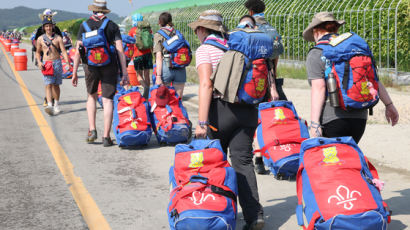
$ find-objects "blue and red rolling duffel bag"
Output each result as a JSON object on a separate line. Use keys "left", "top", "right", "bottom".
{"left": 296, "top": 137, "right": 391, "bottom": 230}
{"left": 148, "top": 85, "right": 191, "bottom": 145}
{"left": 168, "top": 139, "right": 237, "bottom": 230}
{"left": 112, "top": 87, "right": 152, "bottom": 147}
{"left": 254, "top": 101, "right": 309, "bottom": 179}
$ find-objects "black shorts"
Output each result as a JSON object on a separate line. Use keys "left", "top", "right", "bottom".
{"left": 322, "top": 118, "right": 367, "bottom": 143}
{"left": 133, "top": 53, "right": 153, "bottom": 71}
{"left": 84, "top": 61, "right": 118, "bottom": 99}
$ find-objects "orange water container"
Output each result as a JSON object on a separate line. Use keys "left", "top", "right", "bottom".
{"left": 10, "top": 43, "right": 19, "bottom": 56}
{"left": 5, "top": 39, "right": 11, "bottom": 52}
{"left": 127, "top": 61, "right": 140, "bottom": 86}
{"left": 13, "top": 49, "right": 27, "bottom": 71}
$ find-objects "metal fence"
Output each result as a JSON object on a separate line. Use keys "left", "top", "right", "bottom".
{"left": 132, "top": 0, "right": 408, "bottom": 77}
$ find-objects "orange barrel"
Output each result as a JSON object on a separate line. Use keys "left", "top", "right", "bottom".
{"left": 127, "top": 61, "right": 140, "bottom": 86}
{"left": 13, "top": 49, "right": 27, "bottom": 71}
{"left": 10, "top": 43, "right": 19, "bottom": 56}
{"left": 5, "top": 39, "right": 11, "bottom": 52}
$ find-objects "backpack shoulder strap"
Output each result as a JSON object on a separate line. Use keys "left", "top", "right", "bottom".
{"left": 82, "top": 21, "right": 92, "bottom": 32}
{"left": 99, "top": 18, "right": 110, "bottom": 31}
{"left": 42, "top": 34, "right": 60, "bottom": 53}
{"left": 203, "top": 39, "right": 228, "bottom": 52}
{"left": 157, "top": 29, "right": 170, "bottom": 40}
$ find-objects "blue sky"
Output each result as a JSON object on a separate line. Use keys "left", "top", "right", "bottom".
{"left": 0, "top": 0, "right": 175, "bottom": 16}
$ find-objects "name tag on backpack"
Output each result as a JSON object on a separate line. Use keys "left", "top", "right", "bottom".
{"left": 329, "top": 32, "right": 353, "bottom": 46}
{"left": 166, "top": 35, "right": 179, "bottom": 45}
{"left": 85, "top": 30, "right": 98, "bottom": 38}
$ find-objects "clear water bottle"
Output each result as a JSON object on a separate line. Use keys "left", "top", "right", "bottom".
{"left": 327, "top": 72, "right": 340, "bottom": 107}
{"left": 164, "top": 53, "right": 171, "bottom": 68}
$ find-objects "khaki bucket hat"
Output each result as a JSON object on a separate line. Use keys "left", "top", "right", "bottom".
{"left": 88, "top": 0, "right": 111, "bottom": 14}
{"left": 188, "top": 10, "right": 227, "bottom": 34}
{"left": 303, "top": 12, "right": 345, "bottom": 42}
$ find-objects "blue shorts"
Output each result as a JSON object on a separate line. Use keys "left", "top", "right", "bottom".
{"left": 43, "top": 59, "right": 63, "bottom": 85}
{"left": 161, "top": 60, "right": 186, "bottom": 84}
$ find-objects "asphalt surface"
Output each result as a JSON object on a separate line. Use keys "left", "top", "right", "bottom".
{"left": 0, "top": 43, "right": 409, "bottom": 230}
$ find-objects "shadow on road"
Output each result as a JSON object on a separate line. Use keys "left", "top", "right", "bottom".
{"left": 385, "top": 188, "right": 410, "bottom": 229}
{"left": 182, "top": 93, "right": 196, "bottom": 100}
{"left": 236, "top": 195, "right": 297, "bottom": 229}
{"left": 264, "top": 195, "right": 298, "bottom": 229}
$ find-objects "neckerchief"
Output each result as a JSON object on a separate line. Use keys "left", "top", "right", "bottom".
{"left": 90, "top": 14, "right": 107, "bottom": 22}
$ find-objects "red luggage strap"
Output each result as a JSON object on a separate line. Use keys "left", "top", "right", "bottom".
{"left": 254, "top": 138, "right": 307, "bottom": 159}
{"left": 168, "top": 175, "right": 236, "bottom": 214}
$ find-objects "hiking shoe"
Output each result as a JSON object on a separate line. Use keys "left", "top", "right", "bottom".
{"left": 255, "top": 162, "right": 268, "bottom": 175}
{"left": 53, "top": 105, "right": 61, "bottom": 115}
{"left": 242, "top": 218, "right": 265, "bottom": 230}
{"left": 103, "top": 137, "right": 113, "bottom": 147}
{"left": 86, "top": 130, "right": 97, "bottom": 143}
{"left": 44, "top": 105, "right": 54, "bottom": 116}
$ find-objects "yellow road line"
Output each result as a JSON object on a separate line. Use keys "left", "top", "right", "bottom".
{"left": 0, "top": 46, "right": 111, "bottom": 230}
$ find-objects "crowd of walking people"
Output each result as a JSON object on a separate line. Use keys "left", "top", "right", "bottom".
{"left": 22, "top": 0, "right": 400, "bottom": 229}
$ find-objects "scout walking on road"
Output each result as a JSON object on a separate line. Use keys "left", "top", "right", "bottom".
{"left": 71, "top": 0, "right": 129, "bottom": 147}
{"left": 304, "top": 12, "right": 399, "bottom": 143}
{"left": 244, "top": 0, "right": 287, "bottom": 175}
{"left": 36, "top": 16, "right": 69, "bottom": 116}
{"left": 128, "top": 13, "right": 153, "bottom": 99}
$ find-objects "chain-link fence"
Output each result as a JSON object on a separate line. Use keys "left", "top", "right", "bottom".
{"left": 129, "top": 0, "right": 409, "bottom": 77}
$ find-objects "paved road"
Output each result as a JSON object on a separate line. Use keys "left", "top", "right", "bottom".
{"left": 1, "top": 43, "right": 409, "bottom": 230}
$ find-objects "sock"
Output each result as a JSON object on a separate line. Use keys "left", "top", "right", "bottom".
{"left": 47, "top": 102, "right": 52, "bottom": 107}
{"left": 255, "top": 156, "right": 263, "bottom": 164}
{"left": 54, "top": 100, "right": 59, "bottom": 106}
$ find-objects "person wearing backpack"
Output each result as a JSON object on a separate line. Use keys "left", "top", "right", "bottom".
{"left": 244, "top": 0, "right": 287, "bottom": 175}
{"left": 128, "top": 13, "right": 153, "bottom": 98}
{"left": 71, "top": 0, "right": 129, "bottom": 147}
{"left": 192, "top": 14, "right": 269, "bottom": 230}
{"left": 36, "top": 16, "right": 70, "bottom": 116}
{"left": 303, "top": 12, "right": 399, "bottom": 143}
{"left": 153, "top": 12, "right": 190, "bottom": 98}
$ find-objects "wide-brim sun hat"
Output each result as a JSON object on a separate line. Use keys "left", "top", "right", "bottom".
{"left": 302, "top": 11, "right": 345, "bottom": 42}
{"left": 188, "top": 10, "right": 227, "bottom": 34}
{"left": 88, "top": 0, "right": 111, "bottom": 14}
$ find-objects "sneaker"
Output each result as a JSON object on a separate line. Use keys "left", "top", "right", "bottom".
{"left": 242, "top": 218, "right": 265, "bottom": 230}
{"left": 103, "top": 137, "right": 113, "bottom": 147}
{"left": 44, "top": 105, "right": 54, "bottom": 116}
{"left": 86, "top": 130, "right": 97, "bottom": 143}
{"left": 255, "top": 162, "right": 268, "bottom": 175}
{"left": 53, "top": 105, "right": 61, "bottom": 115}
{"left": 43, "top": 97, "right": 48, "bottom": 107}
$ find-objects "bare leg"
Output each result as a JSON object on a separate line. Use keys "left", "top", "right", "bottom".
{"left": 173, "top": 83, "right": 185, "bottom": 99}
{"left": 102, "top": 97, "right": 113, "bottom": 138}
{"left": 45, "top": 85, "right": 52, "bottom": 104}
{"left": 51, "top": 85, "right": 60, "bottom": 101}
{"left": 87, "top": 93, "right": 98, "bottom": 131}
{"left": 142, "top": 69, "right": 150, "bottom": 98}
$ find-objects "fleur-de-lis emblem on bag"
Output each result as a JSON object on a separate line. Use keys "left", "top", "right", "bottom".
{"left": 188, "top": 191, "right": 216, "bottom": 205}
{"left": 328, "top": 185, "right": 362, "bottom": 210}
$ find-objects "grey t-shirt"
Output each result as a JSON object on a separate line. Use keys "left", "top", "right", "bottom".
{"left": 306, "top": 48, "right": 368, "bottom": 124}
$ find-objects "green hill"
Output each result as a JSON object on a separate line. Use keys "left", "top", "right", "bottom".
{"left": 0, "top": 6, "right": 123, "bottom": 31}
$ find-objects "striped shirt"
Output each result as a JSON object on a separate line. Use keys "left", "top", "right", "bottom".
{"left": 195, "top": 37, "right": 227, "bottom": 72}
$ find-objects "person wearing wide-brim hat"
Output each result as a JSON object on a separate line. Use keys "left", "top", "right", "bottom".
{"left": 71, "top": 0, "right": 129, "bottom": 147}
{"left": 87, "top": 0, "right": 111, "bottom": 13}
{"left": 302, "top": 11, "right": 345, "bottom": 42}
{"left": 304, "top": 11, "right": 399, "bottom": 143}
{"left": 188, "top": 10, "right": 228, "bottom": 38}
